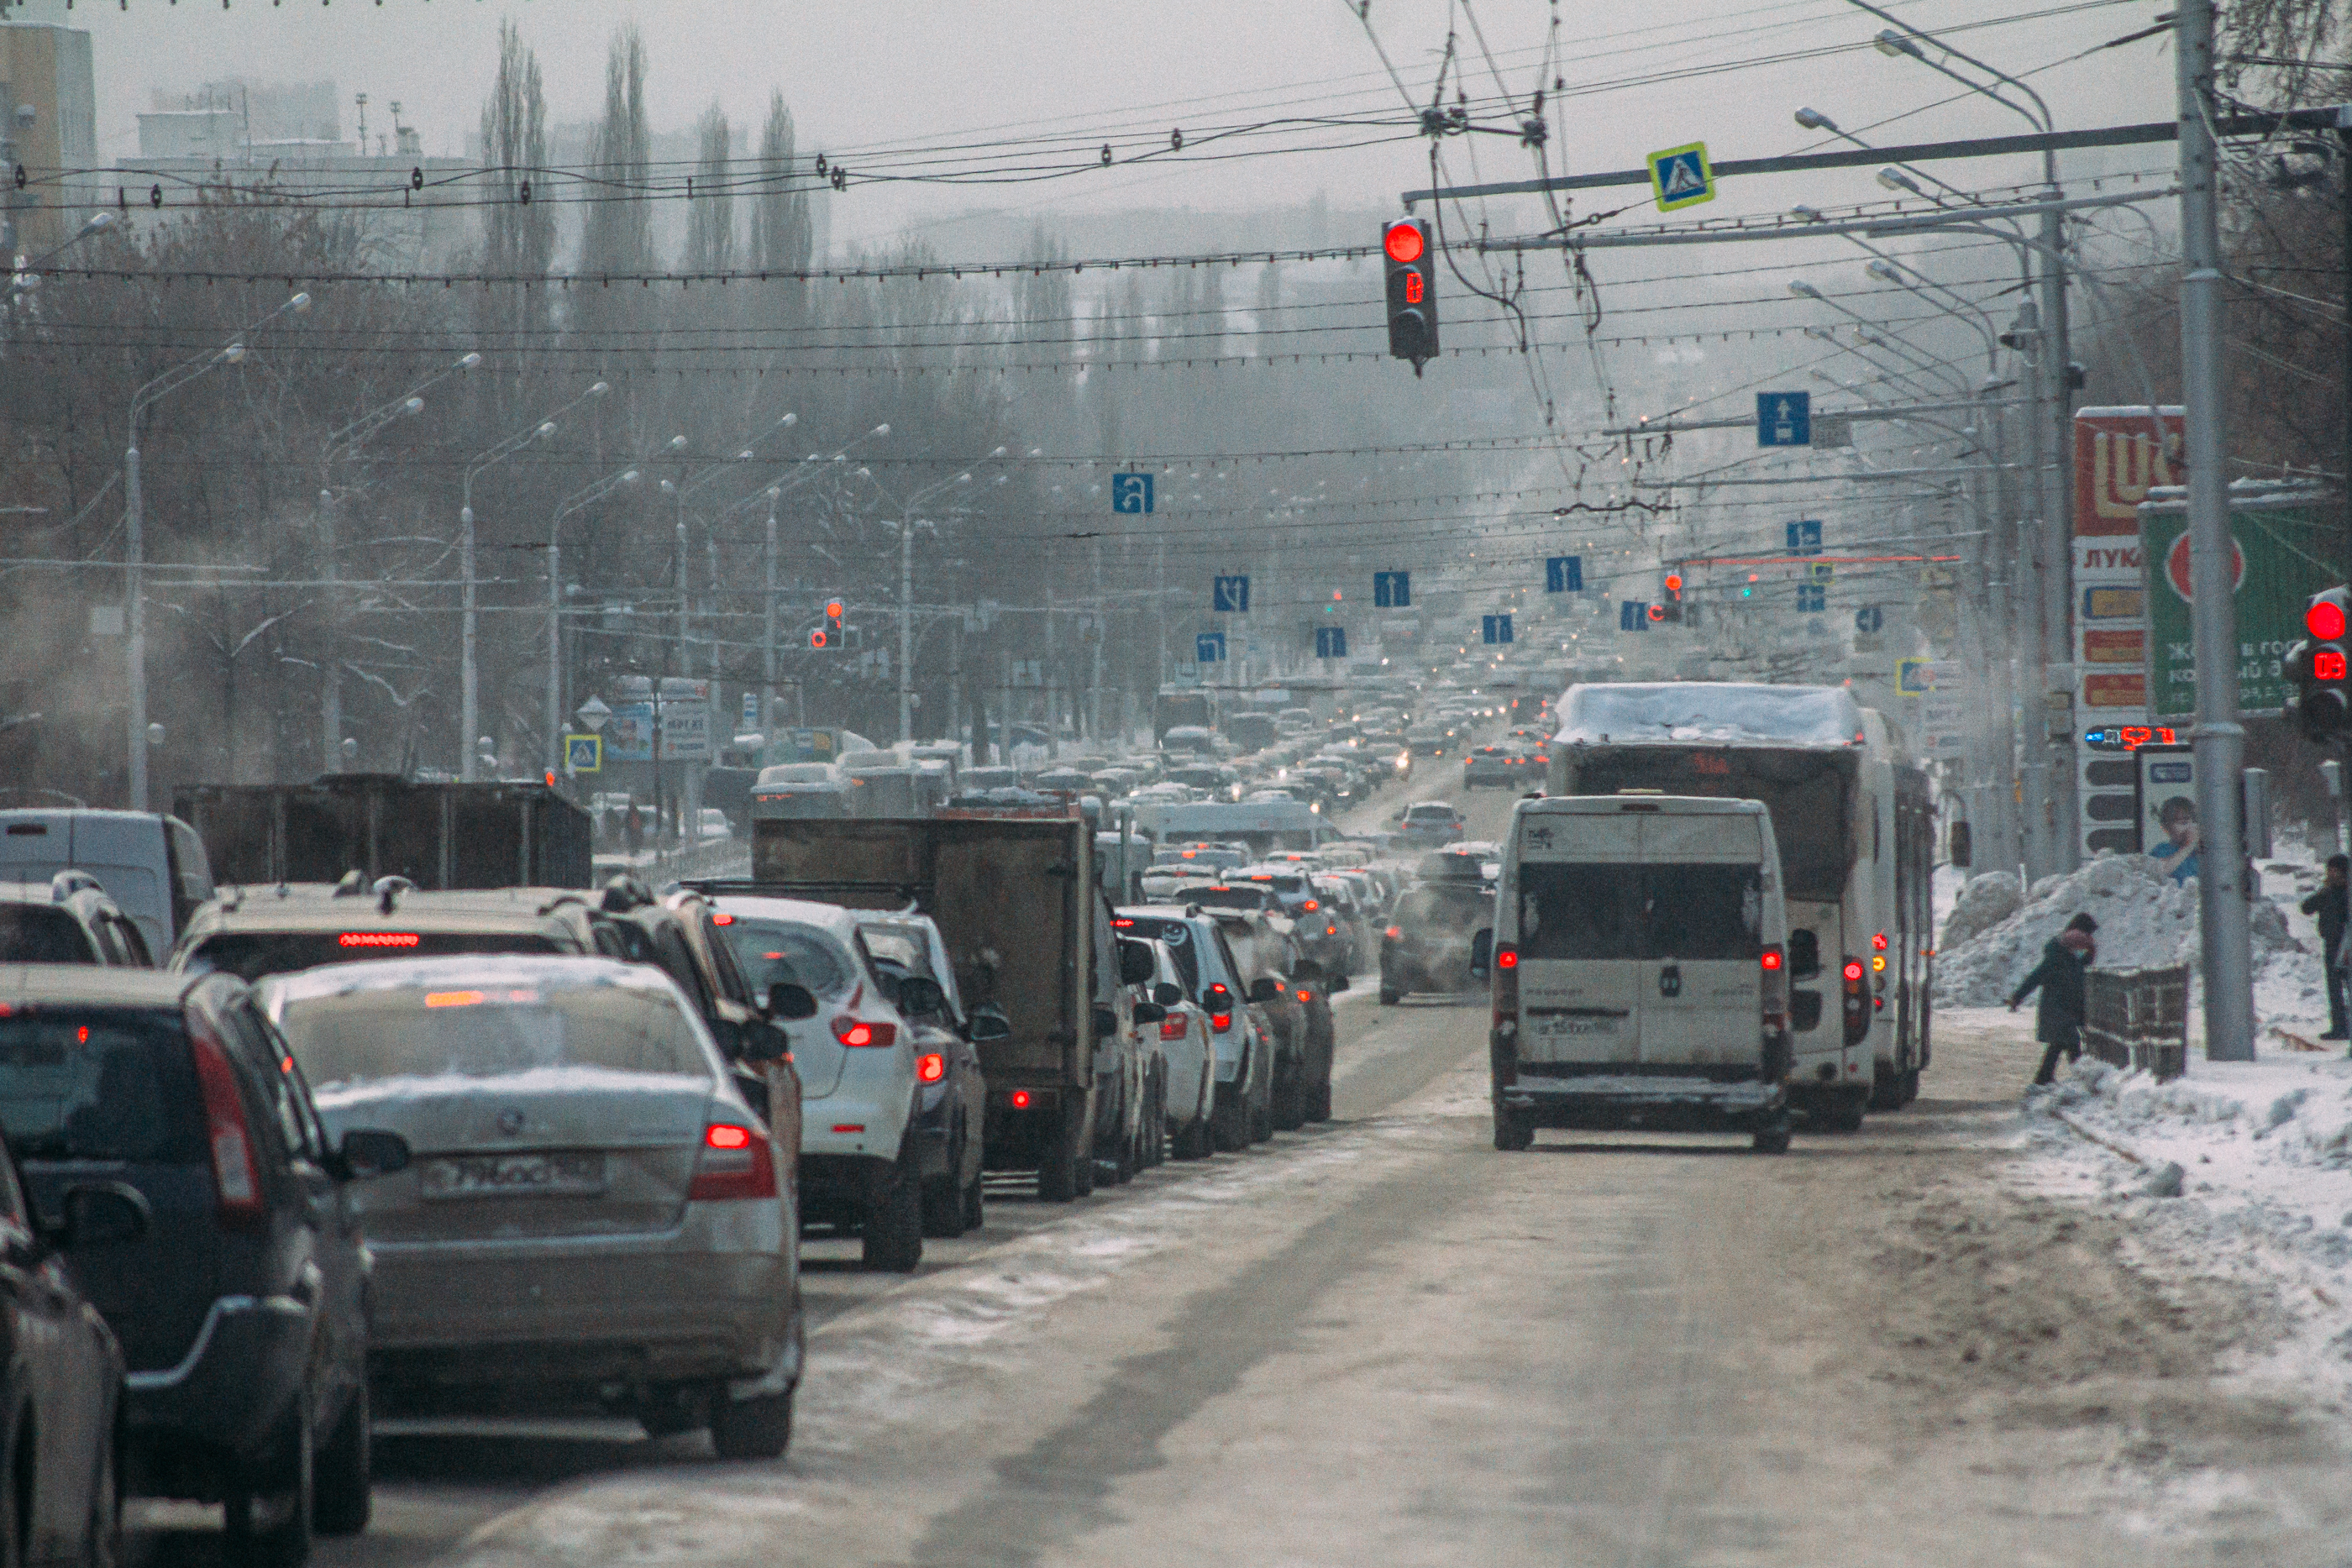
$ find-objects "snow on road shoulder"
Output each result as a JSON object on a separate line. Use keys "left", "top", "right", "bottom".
{"left": 2013, "top": 1048, "right": 2352, "bottom": 1401}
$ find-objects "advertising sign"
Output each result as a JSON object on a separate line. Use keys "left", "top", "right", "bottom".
{"left": 2075, "top": 406, "right": 2183, "bottom": 538}
{"left": 2140, "top": 488, "right": 2342, "bottom": 721}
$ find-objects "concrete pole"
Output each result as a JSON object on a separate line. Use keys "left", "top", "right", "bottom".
{"left": 2041, "top": 201, "right": 2081, "bottom": 873}
{"left": 898, "top": 517, "right": 915, "bottom": 745}
{"left": 763, "top": 500, "right": 779, "bottom": 749}
{"left": 459, "top": 501, "right": 479, "bottom": 782}
{"left": 2177, "top": 0, "right": 2256, "bottom": 1060}
{"left": 543, "top": 532, "right": 561, "bottom": 777}
{"left": 318, "top": 488, "right": 341, "bottom": 775}
{"left": 123, "top": 443, "right": 147, "bottom": 810}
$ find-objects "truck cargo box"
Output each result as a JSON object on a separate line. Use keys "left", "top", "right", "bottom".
{"left": 173, "top": 776, "right": 592, "bottom": 890}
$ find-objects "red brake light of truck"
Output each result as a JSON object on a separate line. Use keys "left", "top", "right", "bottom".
{"left": 1761, "top": 950, "right": 1782, "bottom": 971}
{"left": 1294, "top": 989, "right": 1314, "bottom": 1004}
{"left": 1302, "top": 899, "right": 1319, "bottom": 912}
{"left": 1010, "top": 1090, "right": 1032, "bottom": 1109}
{"left": 1495, "top": 947, "right": 1518, "bottom": 970}
{"left": 916, "top": 1052, "right": 946, "bottom": 1083}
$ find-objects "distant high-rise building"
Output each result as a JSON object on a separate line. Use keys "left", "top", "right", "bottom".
{"left": 0, "top": 19, "right": 97, "bottom": 256}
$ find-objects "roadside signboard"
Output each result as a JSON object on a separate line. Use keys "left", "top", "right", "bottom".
{"left": 1545, "top": 555, "right": 1583, "bottom": 593}
{"left": 1112, "top": 473, "right": 1154, "bottom": 514}
{"left": 564, "top": 734, "right": 602, "bottom": 774}
{"left": 1212, "top": 574, "right": 1251, "bottom": 613}
{"left": 2139, "top": 486, "right": 2340, "bottom": 721}
{"left": 1646, "top": 142, "right": 1714, "bottom": 212}
{"left": 1757, "top": 393, "right": 1810, "bottom": 448}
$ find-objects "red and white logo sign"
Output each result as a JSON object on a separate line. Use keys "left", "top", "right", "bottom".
{"left": 2164, "top": 528, "right": 2244, "bottom": 602}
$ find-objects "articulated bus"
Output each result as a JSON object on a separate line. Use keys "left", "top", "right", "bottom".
{"left": 1546, "top": 682, "right": 1933, "bottom": 1126}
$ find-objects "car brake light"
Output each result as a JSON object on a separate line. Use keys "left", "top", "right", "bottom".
{"left": 1761, "top": 951, "right": 1782, "bottom": 971}
{"left": 1495, "top": 947, "right": 1518, "bottom": 970}
{"left": 832, "top": 1016, "right": 897, "bottom": 1049}
{"left": 1160, "top": 1016, "right": 1188, "bottom": 1040}
{"left": 186, "top": 1016, "right": 265, "bottom": 1226}
{"left": 1294, "top": 989, "right": 1314, "bottom": 1004}
{"left": 1302, "top": 899, "right": 1319, "bottom": 912}
{"left": 338, "top": 931, "right": 419, "bottom": 948}
{"left": 1010, "top": 1089, "right": 1032, "bottom": 1109}
{"left": 916, "top": 1051, "right": 946, "bottom": 1083}
{"left": 1210, "top": 1012, "right": 1232, "bottom": 1031}
{"left": 1385, "top": 926, "right": 1403, "bottom": 940}
{"left": 1112, "top": 917, "right": 1135, "bottom": 927}
{"left": 1207, "top": 982, "right": 1230, "bottom": 1001}
{"left": 690, "top": 1123, "right": 777, "bottom": 1201}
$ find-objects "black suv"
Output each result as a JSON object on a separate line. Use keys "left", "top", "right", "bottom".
{"left": 0, "top": 966, "right": 411, "bottom": 1565}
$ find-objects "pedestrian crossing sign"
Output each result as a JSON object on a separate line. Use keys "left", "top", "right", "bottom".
{"left": 1646, "top": 142, "right": 1715, "bottom": 213}
{"left": 564, "top": 733, "right": 601, "bottom": 774}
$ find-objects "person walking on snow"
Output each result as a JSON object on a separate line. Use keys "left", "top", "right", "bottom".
{"left": 2010, "top": 913, "right": 2097, "bottom": 1086}
{"left": 2301, "top": 855, "right": 2349, "bottom": 1041}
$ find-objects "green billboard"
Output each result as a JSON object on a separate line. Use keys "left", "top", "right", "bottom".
{"left": 2139, "top": 486, "right": 2343, "bottom": 721}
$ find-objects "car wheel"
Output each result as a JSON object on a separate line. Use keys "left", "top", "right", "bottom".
{"left": 1901, "top": 1067, "right": 1920, "bottom": 1104}
{"left": 861, "top": 1159, "right": 924, "bottom": 1272}
{"left": 1867, "top": 1065, "right": 1906, "bottom": 1112}
{"left": 960, "top": 1162, "right": 984, "bottom": 1232}
{"left": 1143, "top": 1073, "right": 1168, "bottom": 1167}
{"left": 709, "top": 1388, "right": 794, "bottom": 1461}
{"left": 224, "top": 1394, "right": 312, "bottom": 1568}
{"left": 1309, "top": 1074, "right": 1332, "bottom": 1124}
{"left": 1752, "top": 1127, "right": 1792, "bottom": 1155}
{"left": 1818, "top": 1093, "right": 1866, "bottom": 1134}
{"left": 1492, "top": 1112, "right": 1535, "bottom": 1151}
{"left": 81, "top": 1414, "right": 120, "bottom": 1568}
{"left": 1271, "top": 1059, "right": 1306, "bottom": 1131}
{"left": 1248, "top": 1083, "right": 1273, "bottom": 1144}
{"left": 311, "top": 1379, "right": 370, "bottom": 1538}
{"left": 920, "top": 1171, "right": 967, "bottom": 1238}
{"left": 1210, "top": 1083, "right": 1248, "bottom": 1151}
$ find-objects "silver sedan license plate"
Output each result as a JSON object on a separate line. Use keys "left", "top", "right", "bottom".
{"left": 421, "top": 1151, "right": 606, "bottom": 1200}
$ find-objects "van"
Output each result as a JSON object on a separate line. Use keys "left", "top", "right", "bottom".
{"left": 1488, "top": 795, "right": 1793, "bottom": 1155}
{"left": 0, "top": 809, "right": 213, "bottom": 956}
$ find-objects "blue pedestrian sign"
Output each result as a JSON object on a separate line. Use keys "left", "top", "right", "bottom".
{"left": 564, "top": 733, "right": 602, "bottom": 774}
{"left": 1646, "top": 142, "right": 1715, "bottom": 212}
{"left": 1796, "top": 583, "right": 1826, "bottom": 614}
{"left": 1758, "top": 392, "right": 1811, "bottom": 447}
{"left": 1111, "top": 473, "right": 1154, "bottom": 514}
{"left": 1373, "top": 570, "right": 1411, "bottom": 608}
{"left": 1195, "top": 631, "right": 1227, "bottom": 663}
{"left": 1855, "top": 605, "right": 1883, "bottom": 634}
{"left": 1545, "top": 555, "right": 1583, "bottom": 594}
{"left": 1785, "top": 518, "right": 1823, "bottom": 556}
{"left": 1481, "top": 613, "right": 1514, "bottom": 646}
{"left": 1315, "top": 626, "right": 1347, "bottom": 659}
{"left": 1620, "top": 601, "right": 1651, "bottom": 632}
{"left": 1211, "top": 574, "right": 1251, "bottom": 613}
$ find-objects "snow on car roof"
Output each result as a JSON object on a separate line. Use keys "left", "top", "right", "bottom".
{"left": 1552, "top": 682, "right": 1864, "bottom": 748}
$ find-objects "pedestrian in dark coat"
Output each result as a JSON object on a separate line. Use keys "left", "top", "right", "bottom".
{"left": 2011, "top": 913, "right": 2097, "bottom": 1086}
{"left": 2300, "top": 855, "right": 2349, "bottom": 1040}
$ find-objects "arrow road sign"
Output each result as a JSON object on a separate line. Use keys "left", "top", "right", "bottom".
{"left": 1785, "top": 519, "right": 1823, "bottom": 556}
{"left": 1315, "top": 626, "right": 1347, "bottom": 659}
{"left": 1758, "top": 391, "right": 1811, "bottom": 447}
{"left": 1212, "top": 574, "right": 1251, "bottom": 613}
{"left": 1545, "top": 555, "right": 1583, "bottom": 593}
{"left": 1195, "top": 631, "right": 1227, "bottom": 663}
{"left": 1855, "top": 605, "right": 1884, "bottom": 634}
{"left": 1482, "top": 613, "right": 1514, "bottom": 645}
{"left": 1373, "top": 570, "right": 1410, "bottom": 608}
{"left": 1620, "top": 600, "right": 1651, "bottom": 632}
{"left": 1646, "top": 142, "right": 1715, "bottom": 212}
{"left": 1796, "top": 583, "right": 1826, "bottom": 614}
{"left": 1111, "top": 473, "right": 1155, "bottom": 514}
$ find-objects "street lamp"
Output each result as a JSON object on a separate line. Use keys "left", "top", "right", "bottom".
{"left": 7, "top": 210, "right": 114, "bottom": 304}
{"left": 458, "top": 379, "right": 610, "bottom": 780}
{"left": 546, "top": 464, "right": 643, "bottom": 772}
{"left": 121, "top": 289, "right": 310, "bottom": 809}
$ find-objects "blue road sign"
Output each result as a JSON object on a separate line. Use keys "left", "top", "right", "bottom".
{"left": 1211, "top": 574, "right": 1251, "bottom": 613}
{"left": 1855, "top": 605, "right": 1884, "bottom": 634}
{"left": 1797, "top": 583, "right": 1826, "bottom": 614}
{"left": 1646, "top": 142, "right": 1715, "bottom": 212}
{"left": 1373, "top": 570, "right": 1411, "bottom": 608}
{"left": 1545, "top": 555, "right": 1583, "bottom": 594}
{"left": 1315, "top": 626, "right": 1347, "bottom": 659}
{"left": 564, "top": 733, "right": 602, "bottom": 774}
{"left": 1758, "top": 392, "right": 1811, "bottom": 447}
{"left": 1111, "top": 473, "right": 1155, "bottom": 514}
{"left": 1195, "top": 631, "right": 1227, "bottom": 663}
{"left": 1481, "top": 613, "right": 1514, "bottom": 645}
{"left": 1620, "top": 600, "right": 1651, "bottom": 632}
{"left": 1786, "top": 518, "right": 1823, "bottom": 555}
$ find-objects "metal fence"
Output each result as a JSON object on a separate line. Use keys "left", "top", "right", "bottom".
{"left": 2082, "top": 965, "right": 2190, "bottom": 1082}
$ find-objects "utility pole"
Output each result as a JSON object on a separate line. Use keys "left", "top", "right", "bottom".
{"left": 763, "top": 495, "right": 779, "bottom": 748}
{"left": 898, "top": 518, "right": 916, "bottom": 745}
{"left": 2177, "top": 0, "right": 2255, "bottom": 1060}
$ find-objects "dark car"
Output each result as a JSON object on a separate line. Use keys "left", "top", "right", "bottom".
{"left": 0, "top": 875, "right": 155, "bottom": 967}
{"left": 1462, "top": 746, "right": 1520, "bottom": 789}
{"left": 0, "top": 1125, "right": 132, "bottom": 1568}
{"left": 1379, "top": 876, "right": 1496, "bottom": 1003}
{"left": 0, "top": 966, "right": 411, "bottom": 1566}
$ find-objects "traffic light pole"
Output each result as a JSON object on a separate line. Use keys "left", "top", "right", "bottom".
{"left": 2177, "top": 0, "right": 2256, "bottom": 1060}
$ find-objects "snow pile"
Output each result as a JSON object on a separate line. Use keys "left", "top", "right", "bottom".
{"left": 1938, "top": 871, "right": 2022, "bottom": 952}
{"left": 1932, "top": 852, "right": 2305, "bottom": 1008}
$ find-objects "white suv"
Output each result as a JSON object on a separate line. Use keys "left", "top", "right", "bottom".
{"left": 708, "top": 895, "right": 929, "bottom": 1272}
{"left": 1116, "top": 906, "right": 1270, "bottom": 1151}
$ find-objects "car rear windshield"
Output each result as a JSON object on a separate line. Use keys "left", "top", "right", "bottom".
{"left": 1404, "top": 805, "right": 1454, "bottom": 820}
{"left": 712, "top": 918, "right": 854, "bottom": 997}
{"left": 1515, "top": 863, "right": 1761, "bottom": 962}
{"left": 0, "top": 905, "right": 99, "bottom": 964}
{"left": 271, "top": 983, "right": 709, "bottom": 1090}
{"left": 181, "top": 930, "right": 564, "bottom": 982}
{"left": 1187, "top": 887, "right": 1274, "bottom": 911}
{"left": 1394, "top": 885, "right": 1491, "bottom": 931}
{"left": 0, "top": 1008, "right": 207, "bottom": 1163}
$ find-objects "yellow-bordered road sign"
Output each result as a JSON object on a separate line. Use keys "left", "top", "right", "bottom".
{"left": 1646, "top": 143, "right": 1715, "bottom": 212}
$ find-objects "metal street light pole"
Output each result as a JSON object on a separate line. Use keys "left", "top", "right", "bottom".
{"left": 546, "top": 463, "right": 643, "bottom": 773}
{"left": 122, "top": 289, "right": 310, "bottom": 810}
{"left": 459, "top": 378, "right": 610, "bottom": 780}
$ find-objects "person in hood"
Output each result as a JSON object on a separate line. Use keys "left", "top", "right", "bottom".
{"left": 2009, "top": 912, "right": 2097, "bottom": 1086}
{"left": 2301, "top": 855, "right": 2349, "bottom": 1041}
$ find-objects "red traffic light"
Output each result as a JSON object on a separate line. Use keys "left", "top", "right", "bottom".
{"left": 1646, "top": 604, "right": 1665, "bottom": 621}
{"left": 824, "top": 599, "right": 845, "bottom": 620}
{"left": 2320, "top": 649, "right": 2349, "bottom": 681}
{"left": 1663, "top": 574, "right": 1683, "bottom": 595}
{"left": 808, "top": 629, "right": 829, "bottom": 649}
{"left": 1383, "top": 222, "right": 1425, "bottom": 264}
{"left": 2310, "top": 600, "right": 2348, "bottom": 640}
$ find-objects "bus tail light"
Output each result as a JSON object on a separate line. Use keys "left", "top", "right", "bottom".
{"left": 1761, "top": 945, "right": 1788, "bottom": 1026}
{"left": 1841, "top": 957, "right": 1869, "bottom": 1046}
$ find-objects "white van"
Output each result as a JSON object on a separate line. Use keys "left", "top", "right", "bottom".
{"left": 1488, "top": 794, "right": 1793, "bottom": 1154}
{"left": 0, "top": 809, "right": 214, "bottom": 956}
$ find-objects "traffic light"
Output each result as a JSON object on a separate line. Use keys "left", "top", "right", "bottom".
{"left": 1382, "top": 218, "right": 1437, "bottom": 373}
{"left": 810, "top": 597, "right": 845, "bottom": 652}
{"left": 1659, "top": 573, "right": 1684, "bottom": 625}
{"left": 2286, "top": 585, "right": 2352, "bottom": 738}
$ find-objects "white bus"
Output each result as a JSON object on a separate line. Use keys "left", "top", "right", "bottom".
{"left": 1546, "top": 683, "right": 1933, "bottom": 1129}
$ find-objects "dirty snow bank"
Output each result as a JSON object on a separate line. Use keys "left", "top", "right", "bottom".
{"left": 1934, "top": 851, "right": 2311, "bottom": 1014}
{"left": 2016, "top": 1051, "right": 2352, "bottom": 1396}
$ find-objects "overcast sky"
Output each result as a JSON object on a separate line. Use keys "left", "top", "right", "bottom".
{"left": 7, "top": 0, "right": 2174, "bottom": 253}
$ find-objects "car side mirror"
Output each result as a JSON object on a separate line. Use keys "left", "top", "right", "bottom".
{"left": 1133, "top": 1002, "right": 1167, "bottom": 1025}
{"left": 48, "top": 1183, "right": 149, "bottom": 1248}
{"left": 335, "top": 1129, "right": 412, "bottom": 1181}
{"left": 1469, "top": 928, "right": 1494, "bottom": 978}
{"left": 1152, "top": 981, "right": 1184, "bottom": 1006}
{"left": 1787, "top": 930, "right": 1821, "bottom": 981}
{"left": 741, "top": 1020, "right": 790, "bottom": 1062}
{"left": 766, "top": 982, "right": 819, "bottom": 1021}
{"left": 1092, "top": 1005, "right": 1120, "bottom": 1041}
{"left": 1117, "top": 938, "right": 1157, "bottom": 987}
{"left": 894, "top": 976, "right": 947, "bottom": 1018}
{"left": 969, "top": 1005, "right": 1012, "bottom": 1042}
{"left": 1247, "top": 977, "right": 1278, "bottom": 1004}
{"left": 1328, "top": 973, "right": 1350, "bottom": 993}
